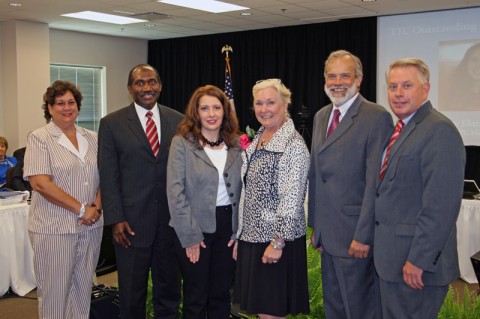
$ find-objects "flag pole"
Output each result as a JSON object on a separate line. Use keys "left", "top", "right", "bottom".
{"left": 222, "top": 45, "right": 235, "bottom": 111}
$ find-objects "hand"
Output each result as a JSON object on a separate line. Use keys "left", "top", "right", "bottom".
{"left": 186, "top": 241, "right": 206, "bottom": 264}
{"left": 78, "top": 205, "right": 101, "bottom": 226}
{"left": 228, "top": 239, "right": 238, "bottom": 261}
{"left": 112, "top": 222, "right": 135, "bottom": 248}
{"left": 403, "top": 261, "right": 424, "bottom": 289}
{"left": 348, "top": 240, "right": 370, "bottom": 258}
{"left": 310, "top": 233, "right": 324, "bottom": 253}
{"left": 262, "top": 244, "right": 283, "bottom": 264}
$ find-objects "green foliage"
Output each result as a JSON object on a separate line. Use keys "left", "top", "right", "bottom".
{"left": 438, "top": 284, "right": 480, "bottom": 319}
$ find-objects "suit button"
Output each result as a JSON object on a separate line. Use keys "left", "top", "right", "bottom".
{"left": 226, "top": 183, "right": 231, "bottom": 187}
{"left": 375, "top": 221, "right": 379, "bottom": 225}
{"left": 229, "top": 193, "right": 233, "bottom": 197}
{"left": 376, "top": 193, "right": 379, "bottom": 198}
{"left": 232, "top": 202, "right": 236, "bottom": 207}
{"left": 224, "top": 173, "right": 228, "bottom": 177}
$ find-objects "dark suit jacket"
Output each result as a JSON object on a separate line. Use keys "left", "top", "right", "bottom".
{"left": 308, "top": 94, "right": 393, "bottom": 257}
{"left": 12, "top": 147, "right": 32, "bottom": 192}
{"left": 98, "top": 103, "right": 183, "bottom": 247}
{"left": 374, "top": 101, "right": 465, "bottom": 286}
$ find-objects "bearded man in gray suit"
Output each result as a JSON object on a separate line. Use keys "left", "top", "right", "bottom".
{"left": 308, "top": 50, "right": 393, "bottom": 319}
{"left": 374, "top": 58, "right": 465, "bottom": 319}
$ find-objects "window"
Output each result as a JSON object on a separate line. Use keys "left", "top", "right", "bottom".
{"left": 50, "top": 64, "right": 106, "bottom": 131}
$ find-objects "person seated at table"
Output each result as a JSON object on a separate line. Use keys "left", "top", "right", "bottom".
{"left": 11, "top": 147, "right": 32, "bottom": 193}
{"left": 0, "top": 136, "right": 17, "bottom": 190}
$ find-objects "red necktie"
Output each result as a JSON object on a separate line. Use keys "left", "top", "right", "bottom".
{"left": 327, "top": 109, "right": 341, "bottom": 138}
{"left": 146, "top": 111, "right": 159, "bottom": 157}
{"left": 379, "top": 120, "right": 404, "bottom": 180}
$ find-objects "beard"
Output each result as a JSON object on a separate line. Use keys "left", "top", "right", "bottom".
{"left": 324, "top": 81, "right": 358, "bottom": 106}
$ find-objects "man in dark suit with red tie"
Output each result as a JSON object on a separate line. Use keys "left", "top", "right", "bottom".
{"left": 308, "top": 50, "right": 393, "bottom": 319}
{"left": 99, "top": 64, "right": 183, "bottom": 318}
{"left": 374, "top": 58, "right": 465, "bottom": 319}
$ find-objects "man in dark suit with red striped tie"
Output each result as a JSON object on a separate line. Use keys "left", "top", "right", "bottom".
{"left": 374, "top": 58, "right": 465, "bottom": 319}
{"left": 99, "top": 64, "right": 183, "bottom": 318}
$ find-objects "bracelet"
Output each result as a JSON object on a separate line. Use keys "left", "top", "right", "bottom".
{"left": 270, "top": 238, "right": 285, "bottom": 250}
{"left": 78, "top": 203, "right": 86, "bottom": 219}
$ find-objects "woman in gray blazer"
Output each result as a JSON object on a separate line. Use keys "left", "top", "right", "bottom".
{"left": 167, "top": 85, "right": 242, "bottom": 318}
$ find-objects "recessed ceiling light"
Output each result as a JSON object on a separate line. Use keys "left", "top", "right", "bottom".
{"left": 362, "top": 0, "right": 376, "bottom": 2}
{"left": 144, "top": 23, "right": 157, "bottom": 27}
{"left": 240, "top": 12, "right": 252, "bottom": 16}
{"left": 9, "top": 3, "right": 22, "bottom": 7}
{"left": 62, "top": 11, "right": 147, "bottom": 25}
{"left": 113, "top": 10, "right": 136, "bottom": 15}
{"left": 158, "top": 0, "right": 249, "bottom": 13}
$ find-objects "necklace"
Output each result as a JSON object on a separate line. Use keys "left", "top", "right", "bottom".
{"left": 260, "top": 139, "right": 270, "bottom": 149}
{"left": 204, "top": 136, "right": 224, "bottom": 147}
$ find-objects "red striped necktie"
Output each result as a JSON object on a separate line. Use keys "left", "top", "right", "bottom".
{"left": 146, "top": 111, "right": 160, "bottom": 157}
{"left": 327, "top": 109, "right": 341, "bottom": 138}
{"left": 379, "top": 120, "right": 404, "bottom": 181}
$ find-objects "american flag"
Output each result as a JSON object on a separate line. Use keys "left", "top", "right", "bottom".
{"left": 224, "top": 56, "right": 235, "bottom": 110}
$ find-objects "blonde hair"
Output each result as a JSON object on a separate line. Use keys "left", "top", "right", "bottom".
{"left": 252, "top": 79, "right": 292, "bottom": 105}
{"left": 0, "top": 136, "right": 8, "bottom": 150}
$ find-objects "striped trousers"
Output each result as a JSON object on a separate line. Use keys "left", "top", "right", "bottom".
{"left": 29, "top": 227, "right": 102, "bottom": 319}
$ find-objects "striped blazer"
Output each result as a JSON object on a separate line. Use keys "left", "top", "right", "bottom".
{"left": 24, "top": 122, "right": 103, "bottom": 234}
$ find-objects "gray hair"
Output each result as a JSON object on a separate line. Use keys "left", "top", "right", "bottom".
{"left": 324, "top": 50, "right": 363, "bottom": 79}
{"left": 385, "top": 58, "right": 430, "bottom": 84}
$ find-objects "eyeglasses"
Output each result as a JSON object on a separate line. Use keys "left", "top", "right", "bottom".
{"left": 255, "top": 78, "right": 283, "bottom": 84}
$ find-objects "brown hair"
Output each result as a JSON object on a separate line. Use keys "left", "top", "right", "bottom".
{"left": 177, "top": 85, "right": 239, "bottom": 148}
{"left": 42, "top": 80, "right": 83, "bottom": 123}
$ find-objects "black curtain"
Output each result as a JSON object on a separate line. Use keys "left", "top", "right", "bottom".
{"left": 148, "top": 17, "right": 377, "bottom": 147}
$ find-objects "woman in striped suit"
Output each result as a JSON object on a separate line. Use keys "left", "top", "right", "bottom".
{"left": 24, "top": 80, "right": 103, "bottom": 319}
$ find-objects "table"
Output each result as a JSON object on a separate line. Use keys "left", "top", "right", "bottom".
{"left": 456, "top": 199, "right": 480, "bottom": 284}
{"left": 0, "top": 202, "right": 36, "bottom": 296}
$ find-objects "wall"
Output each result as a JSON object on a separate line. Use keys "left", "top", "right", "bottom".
{"left": 0, "top": 25, "right": 148, "bottom": 151}
{"left": 49, "top": 30, "right": 148, "bottom": 115}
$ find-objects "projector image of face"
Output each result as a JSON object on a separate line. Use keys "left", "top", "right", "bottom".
{"left": 439, "top": 41, "right": 480, "bottom": 112}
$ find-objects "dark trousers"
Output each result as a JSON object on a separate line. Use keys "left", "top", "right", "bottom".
{"left": 175, "top": 205, "right": 235, "bottom": 319}
{"left": 115, "top": 224, "right": 181, "bottom": 319}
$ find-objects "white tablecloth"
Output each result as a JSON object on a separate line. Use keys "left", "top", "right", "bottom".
{"left": 0, "top": 202, "right": 36, "bottom": 296}
{"left": 456, "top": 199, "right": 480, "bottom": 284}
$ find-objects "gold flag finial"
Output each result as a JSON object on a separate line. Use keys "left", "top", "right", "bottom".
{"left": 221, "top": 45, "right": 233, "bottom": 57}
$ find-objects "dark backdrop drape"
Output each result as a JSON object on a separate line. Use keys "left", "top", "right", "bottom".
{"left": 148, "top": 17, "right": 377, "bottom": 147}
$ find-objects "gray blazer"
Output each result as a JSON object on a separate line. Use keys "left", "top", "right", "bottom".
{"left": 308, "top": 94, "right": 393, "bottom": 257}
{"left": 167, "top": 135, "right": 242, "bottom": 248}
{"left": 374, "top": 101, "right": 465, "bottom": 286}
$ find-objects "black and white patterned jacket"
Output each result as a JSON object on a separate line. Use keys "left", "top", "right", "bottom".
{"left": 237, "top": 119, "right": 310, "bottom": 243}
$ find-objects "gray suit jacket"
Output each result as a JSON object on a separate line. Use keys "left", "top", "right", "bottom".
{"left": 374, "top": 101, "right": 465, "bottom": 286}
{"left": 308, "top": 94, "right": 393, "bottom": 257}
{"left": 167, "top": 135, "right": 242, "bottom": 248}
{"left": 98, "top": 103, "right": 183, "bottom": 247}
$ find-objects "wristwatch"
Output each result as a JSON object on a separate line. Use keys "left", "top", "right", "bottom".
{"left": 78, "top": 203, "right": 86, "bottom": 218}
{"left": 270, "top": 238, "right": 285, "bottom": 250}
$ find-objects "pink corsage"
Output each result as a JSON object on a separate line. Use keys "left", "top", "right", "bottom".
{"left": 240, "top": 134, "right": 251, "bottom": 150}
{"left": 239, "top": 125, "right": 257, "bottom": 150}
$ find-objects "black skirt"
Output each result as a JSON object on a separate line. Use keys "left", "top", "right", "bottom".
{"left": 233, "top": 236, "right": 310, "bottom": 317}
